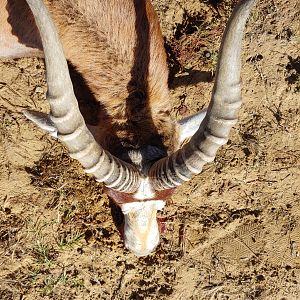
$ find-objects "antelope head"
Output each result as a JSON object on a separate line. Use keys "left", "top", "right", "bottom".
{"left": 24, "top": 0, "right": 256, "bottom": 256}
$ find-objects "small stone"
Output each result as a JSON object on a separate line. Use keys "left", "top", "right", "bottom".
{"left": 35, "top": 86, "right": 44, "bottom": 93}
{"left": 204, "top": 51, "right": 211, "bottom": 59}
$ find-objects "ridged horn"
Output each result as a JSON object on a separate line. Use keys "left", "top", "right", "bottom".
{"left": 26, "top": 0, "right": 141, "bottom": 193}
{"left": 149, "top": 0, "right": 256, "bottom": 190}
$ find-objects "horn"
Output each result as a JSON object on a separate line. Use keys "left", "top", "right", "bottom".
{"left": 26, "top": 0, "right": 141, "bottom": 193}
{"left": 149, "top": 0, "right": 257, "bottom": 190}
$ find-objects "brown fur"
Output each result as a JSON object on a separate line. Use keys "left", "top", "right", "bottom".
{"left": 0, "top": 0, "right": 179, "bottom": 159}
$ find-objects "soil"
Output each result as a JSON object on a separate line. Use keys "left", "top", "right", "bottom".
{"left": 1, "top": 0, "right": 300, "bottom": 299}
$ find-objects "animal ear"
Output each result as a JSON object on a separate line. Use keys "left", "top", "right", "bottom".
{"left": 177, "top": 108, "right": 207, "bottom": 143}
{"left": 23, "top": 110, "right": 58, "bottom": 138}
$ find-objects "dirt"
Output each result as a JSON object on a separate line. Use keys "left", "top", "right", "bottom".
{"left": 0, "top": 0, "right": 300, "bottom": 299}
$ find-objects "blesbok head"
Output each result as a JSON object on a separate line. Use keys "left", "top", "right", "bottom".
{"left": 23, "top": 0, "right": 256, "bottom": 256}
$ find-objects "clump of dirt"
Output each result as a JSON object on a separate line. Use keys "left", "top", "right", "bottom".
{"left": 1, "top": 0, "right": 300, "bottom": 299}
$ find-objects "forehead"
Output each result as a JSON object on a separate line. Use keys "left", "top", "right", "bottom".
{"left": 104, "top": 186, "right": 175, "bottom": 205}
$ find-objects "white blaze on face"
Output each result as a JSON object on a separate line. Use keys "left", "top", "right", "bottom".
{"left": 120, "top": 200, "right": 165, "bottom": 257}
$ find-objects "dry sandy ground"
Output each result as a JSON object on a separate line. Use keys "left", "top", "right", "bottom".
{"left": 0, "top": 0, "right": 300, "bottom": 299}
